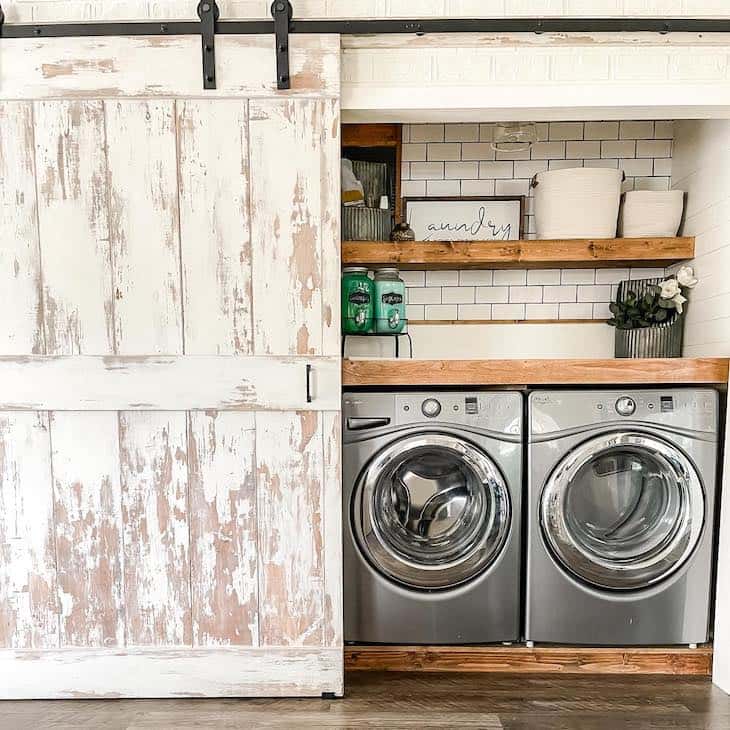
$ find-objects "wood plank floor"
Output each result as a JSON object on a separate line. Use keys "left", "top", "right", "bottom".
{"left": 2, "top": 672, "right": 729, "bottom": 729}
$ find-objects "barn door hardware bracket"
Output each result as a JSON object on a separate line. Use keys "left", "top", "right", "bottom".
{"left": 271, "top": 0, "right": 293, "bottom": 90}
{"left": 197, "top": 0, "right": 219, "bottom": 89}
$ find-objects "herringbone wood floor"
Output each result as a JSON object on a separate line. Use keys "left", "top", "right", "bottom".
{"left": 1, "top": 672, "right": 729, "bottom": 729}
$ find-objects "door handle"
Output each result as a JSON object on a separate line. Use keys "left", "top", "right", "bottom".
{"left": 306, "top": 363, "right": 313, "bottom": 404}
{"left": 347, "top": 417, "right": 391, "bottom": 431}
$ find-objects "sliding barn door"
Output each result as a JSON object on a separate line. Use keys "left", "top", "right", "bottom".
{"left": 0, "top": 35, "right": 342, "bottom": 698}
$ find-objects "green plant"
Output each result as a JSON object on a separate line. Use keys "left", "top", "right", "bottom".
{"left": 607, "top": 285, "right": 677, "bottom": 330}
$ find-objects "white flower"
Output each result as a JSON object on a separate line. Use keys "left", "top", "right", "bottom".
{"left": 676, "top": 266, "right": 698, "bottom": 289}
{"left": 659, "top": 278, "right": 680, "bottom": 299}
{"left": 672, "top": 292, "right": 687, "bottom": 314}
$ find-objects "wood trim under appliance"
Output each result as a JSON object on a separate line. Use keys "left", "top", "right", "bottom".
{"left": 342, "top": 358, "right": 730, "bottom": 387}
{"left": 345, "top": 645, "right": 713, "bottom": 676}
{"left": 342, "top": 237, "right": 695, "bottom": 269}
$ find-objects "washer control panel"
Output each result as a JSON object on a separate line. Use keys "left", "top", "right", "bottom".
{"left": 530, "top": 389, "right": 719, "bottom": 436}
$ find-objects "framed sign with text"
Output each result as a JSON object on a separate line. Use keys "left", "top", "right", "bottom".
{"left": 403, "top": 196, "right": 525, "bottom": 241}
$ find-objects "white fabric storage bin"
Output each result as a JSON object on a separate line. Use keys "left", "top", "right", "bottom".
{"left": 619, "top": 190, "right": 685, "bottom": 238}
{"left": 532, "top": 167, "right": 623, "bottom": 239}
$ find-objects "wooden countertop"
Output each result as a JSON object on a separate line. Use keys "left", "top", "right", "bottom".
{"left": 343, "top": 358, "right": 730, "bottom": 387}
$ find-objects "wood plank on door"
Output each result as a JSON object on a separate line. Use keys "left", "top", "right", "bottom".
{"left": 0, "top": 101, "right": 44, "bottom": 355}
{"left": 177, "top": 99, "right": 253, "bottom": 357}
{"left": 51, "top": 411, "right": 124, "bottom": 648}
{"left": 34, "top": 100, "right": 114, "bottom": 356}
{"left": 188, "top": 411, "right": 259, "bottom": 647}
{"left": 257, "top": 411, "right": 324, "bottom": 647}
{"left": 119, "top": 411, "right": 191, "bottom": 646}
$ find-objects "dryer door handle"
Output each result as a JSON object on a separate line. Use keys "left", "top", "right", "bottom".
{"left": 347, "top": 417, "right": 391, "bottom": 431}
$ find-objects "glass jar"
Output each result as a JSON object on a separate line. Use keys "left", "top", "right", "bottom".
{"left": 342, "top": 267, "right": 374, "bottom": 334}
{"left": 374, "top": 268, "right": 406, "bottom": 334}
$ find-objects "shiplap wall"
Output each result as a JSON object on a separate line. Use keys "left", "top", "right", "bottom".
{"left": 0, "top": 36, "right": 343, "bottom": 699}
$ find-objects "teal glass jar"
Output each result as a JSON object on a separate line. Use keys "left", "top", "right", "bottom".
{"left": 373, "top": 268, "right": 406, "bottom": 334}
{"left": 342, "top": 267, "right": 374, "bottom": 334}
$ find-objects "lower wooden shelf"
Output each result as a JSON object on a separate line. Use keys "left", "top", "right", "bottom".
{"left": 345, "top": 645, "right": 713, "bottom": 676}
{"left": 343, "top": 358, "right": 730, "bottom": 387}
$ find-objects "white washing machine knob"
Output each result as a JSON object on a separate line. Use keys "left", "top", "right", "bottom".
{"left": 615, "top": 396, "right": 637, "bottom": 416}
{"left": 421, "top": 398, "right": 442, "bottom": 418}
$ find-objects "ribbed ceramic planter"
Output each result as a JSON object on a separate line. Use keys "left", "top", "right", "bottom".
{"left": 614, "top": 277, "right": 685, "bottom": 359}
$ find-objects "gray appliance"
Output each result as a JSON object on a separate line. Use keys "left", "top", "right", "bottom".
{"left": 343, "top": 391, "right": 522, "bottom": 644}
{"left": 527, "top": 389, "right": 719, "bottom": 646}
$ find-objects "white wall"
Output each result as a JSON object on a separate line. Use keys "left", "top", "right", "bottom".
{"left": 673, "top": 120, "right": 730, "bottom": 694}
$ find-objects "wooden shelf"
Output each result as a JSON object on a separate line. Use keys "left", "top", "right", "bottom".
{"left": 342, "top": 237, "right": 695, "bottom": 270}
{"left": 343, "top": 358, "right": 730, "bottom": 387}
{"left": 345, "top": 645, "right": 712, "bottom": 676}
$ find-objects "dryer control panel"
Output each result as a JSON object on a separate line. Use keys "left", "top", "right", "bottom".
{"left": 530, "top": 388, "right": 719, "bottom": 437}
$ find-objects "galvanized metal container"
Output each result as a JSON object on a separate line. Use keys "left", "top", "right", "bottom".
{"left": 614, "top": 277, "right": 684, "bottom": 358}
{"left": 352, "top": 160, "right": 391, "bottom": 209}
{"left": 342, "top": 206, "right": 391, "bottom": 241}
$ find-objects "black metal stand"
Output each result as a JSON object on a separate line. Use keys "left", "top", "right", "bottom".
{"left": 2, "top": 1, "right": 730, "bottom": 91}
{"left": 342, "top": 331, "right": 413, "bottom": 359}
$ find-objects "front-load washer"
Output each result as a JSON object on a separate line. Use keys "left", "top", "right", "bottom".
{"left": 527, "top": 389, "right": 719, "bottom": 646}
{"left": 343, "top": 390, "right": 522, "bottom": 644}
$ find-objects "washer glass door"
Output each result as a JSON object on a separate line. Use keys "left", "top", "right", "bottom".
{"left": 354, "top": 433, "right": 511, "bottom": 589}
{"left": 541, "top": 432, "right": 705, "bottom": 590}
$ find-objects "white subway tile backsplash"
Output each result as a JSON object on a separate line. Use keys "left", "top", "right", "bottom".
{"left": 426, "top": 270, "right": 460, "bottom": 287}
{"left": 399, "top": 120, "right": 674, "bottom": 322}
{"left": 585, "top": 121, "right": 619, "bottom": 140}
{"left": 566, "top": 141, "right": 601, "bottom": 159}
{"left": 400, "top": 270, "right": 426, "bottom": 287}
{"left": 492, "top": 303, "right": 526, "bottom": 320}
{"left": 527, "top": 269, "right": 561, "bottom": 285}
{"left": 445, "top": 161, "right": 479, "bottom": 179}
{"left": 620, "top": 120, "right": 654, "bottom": 139}
{"left": 543, "top": 285, "right": 577, "bottom": 303}
{"left": 409, "top": 124, "right": 445, "bottom": 143}
{"left": 442, "top": 286, "right": 476, "bottom": 304}
{"left": 637, "top": 139, "right": 672, "bottom": 158}
{"left": 459, "top": 269, "right": 494, "bottom": 286}
{"left": 493, "top": 269, "right": 527, "bottom": 286}
{"left": 425, "top": 304, "right": 458, "bottom": 320}
{"left": 595, "top": 268, "right": 630, "bottom": 284}
{"left": 510, "top": 286, "right": 543, "bottom": 303}
{"left": 458, "top": 304, "right": 493, "bottom": 319}
{"left": 495, "top": 144, "right": 531, "bottom": 161}
{"left": 549, "top": 122, "right": 584, "bottom": 140}
{"left": 461, "top": 179, "right": 497, "bottom": 196}
{"left": 531, "top": 141, "right": 566, "bottom": 160}
{"left": 445, "top": 123, "right": 480, "bottom": 142}
{"left": 577, "top": 284, "right": 612, "bottom": 302}
{"left": 427, "top": 180, "right": 461, "bottom": 196}
{"left": 408, "top": 287, "right": 442, "bottom": 305}
{"left": 410, "top": 161, "right": 444, "bottom": 179}
{"left": 476, "top": 286, "right": 510, "bottom": 303}
{"left": 526, "top": 303, "right": 560, "bottom": 319}
{"left": 602, "top": 140, "right": 636, "bottom": 158}
{"left": 427, "top": 143, "right": 462, "bottom": 161}
{"left": 561, "top": 269, "right": 596, "bottom": 284}
{"left": 479, "top": 161, "right": 514, "bottom": 179}
{"left": 559, "top": 303, "right": 594, "bottom": 319}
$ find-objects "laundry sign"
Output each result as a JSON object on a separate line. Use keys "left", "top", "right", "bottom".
{"left": 404, "top": 196, "right": 524, "bottom": 241}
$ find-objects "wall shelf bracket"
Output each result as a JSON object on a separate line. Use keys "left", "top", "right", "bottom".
{"left": 197, "top": 0, "right": 219, "bottom": 89}
{"left": 272, "top": 0, "right": 293, "bottom": 90}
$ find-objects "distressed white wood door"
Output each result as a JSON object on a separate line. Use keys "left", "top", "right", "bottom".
{"left": 0, "top": 35, "right": 342, "bottom": 698}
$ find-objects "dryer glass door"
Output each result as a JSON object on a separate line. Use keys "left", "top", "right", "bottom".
{"left": 354, "top": 433, "right": 511, "bottom": 589}
{"left": 541, "top": 432, "right": 705, "bottom": 590}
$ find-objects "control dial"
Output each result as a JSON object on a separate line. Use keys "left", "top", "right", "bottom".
{"left": 421, "top": 398, "right": 442, "bottom": 418}
{"left": 615, "top": 396, "right": 636, "bottom": 416}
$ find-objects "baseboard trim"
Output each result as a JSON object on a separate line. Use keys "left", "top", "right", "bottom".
{"left": 0, "top": 647, "right": 344, "bottom": 699}
{"left": 345, "top": 645, "right": 713, "bottom": 676}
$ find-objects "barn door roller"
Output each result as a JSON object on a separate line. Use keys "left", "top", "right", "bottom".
{"left": 3, "top": 1, "right": 730, "bottom": 91}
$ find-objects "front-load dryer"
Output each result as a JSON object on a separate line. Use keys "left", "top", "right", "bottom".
{"left": 343, "top": 391, "right": 523, "bottom": 644}
{"left": 527, "top": 389, "right": 719, "bottom": 646}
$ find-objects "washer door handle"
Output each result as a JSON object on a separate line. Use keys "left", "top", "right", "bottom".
{"left": 347, "top": 417, "right": 391, "bottom": 431}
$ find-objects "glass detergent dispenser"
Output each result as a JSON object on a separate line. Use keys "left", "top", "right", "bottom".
{"left": 374, "top": 267, "right": 406, "bottom": 334}
{"left": 342, "top": 267, "right": 374, "bottom": 334}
